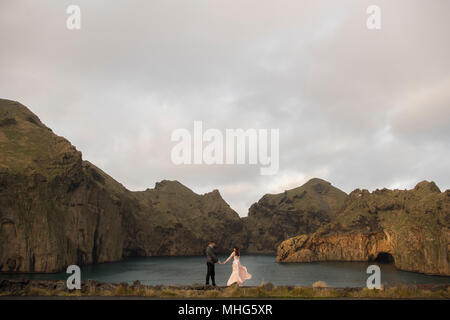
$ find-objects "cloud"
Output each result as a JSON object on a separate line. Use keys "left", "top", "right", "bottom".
{"left": 390, "top": 77, "right": 450, "bottom": 140}
{"left": 0, "top": 0, "right": 449, "bottom": 215}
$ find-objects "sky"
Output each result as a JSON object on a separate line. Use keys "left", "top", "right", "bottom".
{"left": 1, "top": 0, "right": 449, "bottom": 216}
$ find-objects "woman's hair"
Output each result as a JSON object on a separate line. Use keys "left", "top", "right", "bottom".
{"left": 233, "top": 246, "right": 240, "bottom": 256}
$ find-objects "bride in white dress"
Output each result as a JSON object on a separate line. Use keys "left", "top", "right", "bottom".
{"left": 219, "top": 247, "right": 252, "bottom": 286}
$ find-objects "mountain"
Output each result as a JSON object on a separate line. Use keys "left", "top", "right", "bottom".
{"left": 123, "top": 180, "right": 245, "bottom": 257}
{"left": 242, "top": 178, "right": 347, "bottom": 253}
{"left": 1, "top": 99, "right": 448, "bottom": 276}
{"left": 0, "top": 99, "right": 244, "bottom": 272}
{"left": 277, "top": 182, "right": 450, "bottom": 275}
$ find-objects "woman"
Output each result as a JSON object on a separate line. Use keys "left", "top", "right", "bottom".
{"left": 219, "top": 247, "right": 252, "bottom": 286}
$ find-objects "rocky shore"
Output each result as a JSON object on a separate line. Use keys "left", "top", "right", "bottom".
{"left": 0, "top": 279, "right": 448, "bottom": 299}
{"left": 277, "top": 182, "right": 450, "bottom": 275}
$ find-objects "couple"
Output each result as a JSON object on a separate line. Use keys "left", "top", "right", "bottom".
{"left": 205, "top": 241, "right": 252, "bottom": 287}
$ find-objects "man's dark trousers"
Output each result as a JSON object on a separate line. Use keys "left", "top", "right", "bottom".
{"left": 206, "top": 262, "right": 215, "bottom": 286}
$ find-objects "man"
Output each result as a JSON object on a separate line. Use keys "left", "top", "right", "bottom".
{"left": 205, "top": 241, "right": 220, "bottom": 286}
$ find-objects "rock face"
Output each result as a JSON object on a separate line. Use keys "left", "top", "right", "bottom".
{"left": 0, "top": 99, "right": 244, "bottom": 272}
{"left": 0, "top": 100, "right": 125, "bottom": 272}
{"left": 1, "top": 99, "right": 449, "bottom": 276}
{"left": 243, "top": 178, "right": 347, "bottom": 253}
{"left": 277, "top": 183, "right": 450, "bottom": 275}
{"left": 123, "top": 181, "right": 245, "bottom": 257}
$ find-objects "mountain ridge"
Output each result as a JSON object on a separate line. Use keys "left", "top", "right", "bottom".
{"left": 1, "top": 99, "right": 448, "bottom": 276}
{"left": 277, "top": 181, "right": 450, "bottom": 275}
{"left": 242, "top": 177, "right": 347, "bottom": 253}
{"left": 0, "top": 99, "right": 245, "bottom": 272}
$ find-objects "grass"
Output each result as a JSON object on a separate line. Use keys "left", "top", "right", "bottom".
{"left": 1, "top": 280, "right": 448, "bottom": 299}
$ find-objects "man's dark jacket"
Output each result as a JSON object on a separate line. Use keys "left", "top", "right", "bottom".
{"left": 206, "top": 245, "right": 218, "bottom": 264}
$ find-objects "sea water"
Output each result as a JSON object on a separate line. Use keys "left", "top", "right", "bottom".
{"left": 2, "top": 255, "right": 449, "bottom": 287}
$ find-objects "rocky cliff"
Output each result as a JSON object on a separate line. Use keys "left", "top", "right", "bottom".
{"left": 0, "top": 99, "right": 244, "bottom": 272}
{"left": 277, "top": 182, "right": 450, "bottom": 275}
{"left": 2, "top": 99, "right": 449, "bottom": 276}
{"left": 0, "top": 100, "right": 125, "bottom": 272}
{"left": 242, "top": 178, "right": 347, "bottom": 253}
{"left": 123, "top": 180, "right": 245, "bottom": 257}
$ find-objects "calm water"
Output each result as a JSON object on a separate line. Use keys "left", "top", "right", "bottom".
{"left": 1, "top": 255, "right": 449, "bottom": 287}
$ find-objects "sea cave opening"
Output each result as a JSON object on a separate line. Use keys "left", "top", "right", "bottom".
{"left": 370, "top": 252, "right": 395, "bottom": 264}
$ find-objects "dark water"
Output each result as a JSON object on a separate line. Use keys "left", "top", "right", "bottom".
{"left": 1, "top": 255, "right": 449, "bottom": 287}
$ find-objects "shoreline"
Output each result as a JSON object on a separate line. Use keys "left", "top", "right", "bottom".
{"left": 1, "top": 279, "right": 448, "bottom": 299}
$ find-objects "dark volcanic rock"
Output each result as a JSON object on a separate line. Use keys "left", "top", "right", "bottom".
{"left": 1, "top": 99, "right": 448, "bottom": 277}
{"left": 123, "top": 180, "right": 245, "bottom": 256}
{"left": 242, "top": 178, "right": 347, "bottom": 253}
{"left": 277, "top": 183, "right": 450, "bottom": 276}
{"left": 0, "top": 99, "right": 243, "bottom": 272}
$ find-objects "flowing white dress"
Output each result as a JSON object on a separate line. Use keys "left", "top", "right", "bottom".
{"left": 224, "top": 252, "right": 252, "bottom": 286}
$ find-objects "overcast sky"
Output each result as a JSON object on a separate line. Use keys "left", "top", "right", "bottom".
{"left": 1, "top": 0, "right": 449, "bottom": 216}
